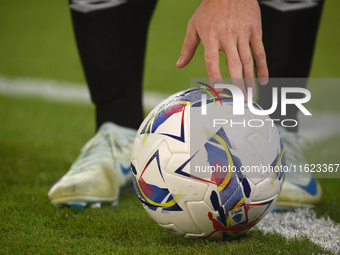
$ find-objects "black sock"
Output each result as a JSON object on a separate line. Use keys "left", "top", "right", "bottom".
{"left": 70, "top": 0, "right": 157, "bottom": 130}
{"left": 257, "top": 0, "right": 324, "bottom": 132}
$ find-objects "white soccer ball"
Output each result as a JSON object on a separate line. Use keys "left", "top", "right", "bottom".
{"left": 131, "top": 86, "right": 285, "bottom": 239}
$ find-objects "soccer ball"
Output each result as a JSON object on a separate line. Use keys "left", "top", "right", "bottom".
{"left": 131, "top": 86, "right": 285, "bottom": 239}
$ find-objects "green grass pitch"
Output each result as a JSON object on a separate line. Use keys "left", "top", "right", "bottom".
{"left": 0, "top": 0, "right": 339, "bottom": 254}
{"left": 0, "top": 95, "right": 336, "bottom": 255}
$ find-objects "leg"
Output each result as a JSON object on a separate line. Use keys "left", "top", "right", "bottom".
{"left": 70, "top": 0, "right": 157, "bottom": 130}
{"left": 258, "top": 0, "right": 324, "bottom": 132}
{"left": 48, "top": 0, "right": 157, "bottom": 208}
{"left": 257, "top": 0, "right": 325, "bottom": 209}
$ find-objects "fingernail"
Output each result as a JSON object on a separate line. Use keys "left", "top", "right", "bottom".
{"left": 210, "top": 78, "right": 223, "bottom": 87}
{"left": 176, "top": 56, "right": 182, "bottom": 65}
{"left": 214, "top": 79, "right": 224, "bottom": 92}
{"left": 259, "top": 78, "right": 268, "bottom": 85}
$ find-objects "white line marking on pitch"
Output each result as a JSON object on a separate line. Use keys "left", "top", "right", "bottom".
{"left": 0, "top": 76, "right": 168, "bottom": 111}
{"left": 255, "top": 208, "right": 340, "bottom": 254}
{"left": 1, "top": 76, "right": 340, "bottom": 142}
{"left": 1, "top": 76, "right": 340, "bottom": 253}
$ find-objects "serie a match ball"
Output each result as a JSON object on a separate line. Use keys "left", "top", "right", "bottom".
{"left": 131, "top": 85, "right": 285, "bottom": 239}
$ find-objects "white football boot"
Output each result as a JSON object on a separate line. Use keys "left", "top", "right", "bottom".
{"left": 48, "top": 122, "right": 136, "bottom": 208}
{"left": 275, "top": 126, "right": 322, "bottom": 210}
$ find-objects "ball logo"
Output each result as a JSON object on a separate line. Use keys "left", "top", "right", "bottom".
{"left": 197, "top": 82, "right": 223, "bottom": 115}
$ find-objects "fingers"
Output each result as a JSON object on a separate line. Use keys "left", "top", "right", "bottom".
{"left": 221, "top": 35, "right": 265, "bottom": 98}
{"left": 176, "top": 20, "right": 200, "bottom": 68}
{"left": 177, "top": 6, "right": 268, "bottom": 96}
{"left": 222, "top": 40, "right": 247, "bottom": 96}
{"left": 204, "top": 43, "right": 225, "bottom": 91}
{"left": 238, "top": 37, "right": 256, "bottom": 96}
{"left": 204, "top": 45, "right": 222, "bottom": 78}
{"left": 251, "top": 35, "right": 268, "bottom": 85}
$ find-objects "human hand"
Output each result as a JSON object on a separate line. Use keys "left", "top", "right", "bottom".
{"left": 176, "top": 0, "right": 268, "bottom": 95}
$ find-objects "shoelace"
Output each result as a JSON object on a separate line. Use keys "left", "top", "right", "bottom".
{"left": 69, "top": 130, "right": 134, "bottom": 174}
